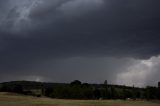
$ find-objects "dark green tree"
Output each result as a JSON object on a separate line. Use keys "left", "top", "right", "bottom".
{"left": 70, "top": 80, "right": 81, "bottom": 86}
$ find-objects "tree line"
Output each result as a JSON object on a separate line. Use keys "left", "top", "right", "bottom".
{"left": 0, "top": 80, "right": 160, "bottom": 100}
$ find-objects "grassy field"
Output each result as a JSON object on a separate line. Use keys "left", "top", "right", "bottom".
{"left": 0, "top": 92, "right": 160, "bottom": 106}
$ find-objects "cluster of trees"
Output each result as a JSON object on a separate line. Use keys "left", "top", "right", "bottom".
{"left": 0, "top": 80, "right": 160, "bottom": 100}
{"left": 0, "top": 81, "right": 42, "bottom": 96}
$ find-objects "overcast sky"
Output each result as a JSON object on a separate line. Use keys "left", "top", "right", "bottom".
{"left": 0, "top": 0, "right": 160, "bottom": 87}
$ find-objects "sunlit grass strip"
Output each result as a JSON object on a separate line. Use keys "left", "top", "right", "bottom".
{"left": 0, "top": 92, "right": 160, "bottom": 106}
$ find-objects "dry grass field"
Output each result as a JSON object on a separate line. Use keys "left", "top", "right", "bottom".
{"left": 0, "top": 92, "right": 160, "bottom": 106}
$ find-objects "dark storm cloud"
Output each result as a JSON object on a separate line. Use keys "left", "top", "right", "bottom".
{"left": 25, "top": 0, "right": 160, "bottom": 58}
{"left": 0, "top": 0, "right": 160, "bottom": 86}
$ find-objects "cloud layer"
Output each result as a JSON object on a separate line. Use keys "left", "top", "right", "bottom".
{"left": 0, "top": 0, "right": 160, "bottom": 86}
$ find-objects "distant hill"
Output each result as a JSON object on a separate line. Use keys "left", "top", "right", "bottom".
{"left": 0, "top": 80, "right": 160, "bottom": 100}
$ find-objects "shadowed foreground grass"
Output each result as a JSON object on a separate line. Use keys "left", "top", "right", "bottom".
{"left": 0, "top": 92, "right": 160, "bottom": 106}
